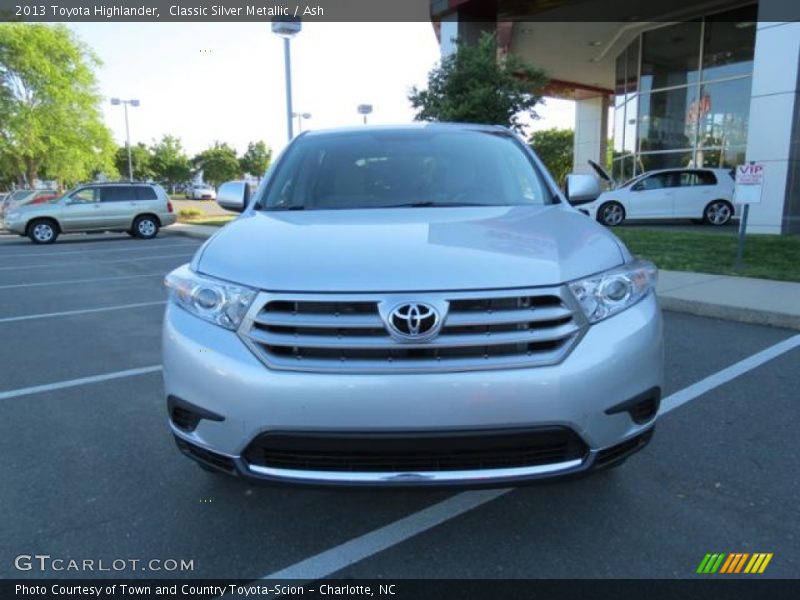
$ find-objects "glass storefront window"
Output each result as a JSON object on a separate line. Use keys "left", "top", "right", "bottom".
{"left": 696, "top": 146, "right": 747, "bottom": 169}
{"left": 611, "top": 155, "right": 634, "bottom": 183}
{"left": 702, "top": 5, "right": 757, "bottom": 82}
{"left": 641, "top": 21, "right": 701, "bottom": 93}
{"left": 624, "top": 37, "right": 640, "bottom": 97}
{"left": 613, "top": 103, "right": 625, "bottom": 152}
{"left": 623, "top": 95, "right": 638, "bottom": 154}
{"left": 613, "top": 5, "right": 755, "bottom": 177}
{"left": 638, "top": 151, "right": 693, "bottom": 172}
{"left": 615, "top": 53, "right": 626, "bottom": 103}
{"left": 696, "top": 77, "right": 753, "bottom": 150}
{"left": 638, "top": 87, "right": 697, "bottom": 152}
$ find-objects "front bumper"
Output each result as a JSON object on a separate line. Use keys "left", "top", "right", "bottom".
{"left": 162, "top": 293, "right": 663, "bottom": 487}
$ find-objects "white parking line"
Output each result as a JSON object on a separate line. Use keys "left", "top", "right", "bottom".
{"left": 254, "top": 333, "right": 800, "bottom": 582}
{"left": 0, "top": 272, "right": 167, "bottom": 290}
{"left": 0, "top": 241, "right": 199, "bottom": 259}
{"left": 0, "top": 301, "right": 166, "bottom": 324}
{"left": 263, "top": 489, "right": 511, "bottom": 581}
{"left": 0, "top": 365, "right": 163, "bottom": 401}
{"left": 659, "top": 333, "right": 800, "bottom": 414}
{"left": 0, "top": 252, "right": 195, "bottom": 271}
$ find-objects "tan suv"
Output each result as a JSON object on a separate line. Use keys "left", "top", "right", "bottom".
{"left": 1, "top": 182, "right": 177, "bottom": 244}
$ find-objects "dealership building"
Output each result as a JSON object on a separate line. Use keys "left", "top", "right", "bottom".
{"left": 430, "top": 0, "right": 799, "bottom": 234}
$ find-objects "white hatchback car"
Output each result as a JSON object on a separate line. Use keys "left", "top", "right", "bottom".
{"left": 582, "top": 167, "right": 735, "bottom": 227}
{"left": 187, "top": 184, "right": 217, "bottom": 200}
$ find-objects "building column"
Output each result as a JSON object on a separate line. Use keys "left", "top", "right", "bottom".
{"left": 744, "top": 14, "right": 800, "bottom": 234}
{"left": 573, "top": 95, "right": 609, "bottom": 175}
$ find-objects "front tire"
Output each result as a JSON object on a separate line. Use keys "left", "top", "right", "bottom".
{"left": 597, "top": 201, "right": 625, "bottom": 227}
{"left": 27, "top": 219, "right": 59, "bottom": 244}
{"left": 133, "top": 215, "right": 159, "bottom": 239}
{"left": 704, "top": 200, "right": 733, "bottom": 226}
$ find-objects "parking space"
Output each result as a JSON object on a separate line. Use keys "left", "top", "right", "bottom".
{"left": 0, "top": 230, "right": 797, "bottom": 580}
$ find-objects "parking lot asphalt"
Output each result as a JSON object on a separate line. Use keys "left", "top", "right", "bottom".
{"left": 0, "top": 230, "right": 797, "bottom": 580}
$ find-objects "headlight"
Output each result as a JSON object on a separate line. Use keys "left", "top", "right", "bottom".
{"left": 164, "top": 264, "right": 256, "bottom": 330}
{"left": 568, "top": 259, "right": 657, "bottom": 323}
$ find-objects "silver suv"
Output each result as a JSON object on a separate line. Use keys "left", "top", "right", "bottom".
{"left": 2, "top": 182, "right": 177, "bottom": 244}
{"left": 163, "top": 124, "right": 663, "bottom": 487}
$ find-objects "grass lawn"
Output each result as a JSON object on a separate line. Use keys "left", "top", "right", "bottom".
{"left": 615, "top": 228, "right": 800, "bottom": 283}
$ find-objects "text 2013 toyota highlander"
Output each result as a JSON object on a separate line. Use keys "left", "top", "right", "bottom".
{"left": 162, "top": 124, "right": 663, "bottom": 487}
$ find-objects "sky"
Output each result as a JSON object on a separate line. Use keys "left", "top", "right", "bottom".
{"left": 67, "top": 22, "right": 576, "bottom": 157}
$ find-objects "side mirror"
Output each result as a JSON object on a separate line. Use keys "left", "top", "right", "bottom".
{"left": 564, "top": 174, "right": 602, "bottom": 205}
{"left": 216, "top": 181, "right": 247, "bottom": 213}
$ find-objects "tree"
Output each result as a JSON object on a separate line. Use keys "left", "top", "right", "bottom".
{"left": 239, "top": 141, "right": 272, "bottom": 178}
{"left": 114, "top": 142, "right": 154, "bottom": 181}
{"left": 0, "top": 23, "right": 117, "bottom": 188}
{"left": 408, "top": 32, "right": 548, "bottom": 133}
{"left": 193, "top": 142, "right": 241, "bottom": 188}
{"left": 529, "top": 128, "right": 574, "bottom": 186}
{"left": 150, "top": 135, "right": 191, "bottom": 191}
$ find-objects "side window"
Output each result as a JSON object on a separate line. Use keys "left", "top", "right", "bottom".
{"left": 678, "top": 171, "right": 697, "bottom": 187}
{"left": 634, "top": 173, "right": 671, "bottom": 191}
{"left": 695, "top": 171, "right": 717, "bottom": 186}
{"left": 101, "top": 186, "right": 135, "bottom": 202}
{"left": 133, "top": 186, "right": 158, "bottom": 200}
{"left": 70, "top": 188, "right": 98, "bottom": 203}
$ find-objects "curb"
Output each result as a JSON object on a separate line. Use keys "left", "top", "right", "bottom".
{"left": 659, "top": 296, "right": 800, "bottom": 331}
{"left": 165, "top": 225, "right": 219, "bottom": 240}
{"left": 165, "top": 225, "right": 800, "bottom": 332}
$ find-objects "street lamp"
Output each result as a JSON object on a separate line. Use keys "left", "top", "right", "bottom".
{"left": 357, "top": 104, "right": 373, "bottom": 125}
{"left": 110, "top": 97, "right": 140, "bottom": 180}
{"left": 292, "top": 111, "right": 311, "bottom": 132}
{"left": 272, "top": 18, "right": 301, "bottom": 142}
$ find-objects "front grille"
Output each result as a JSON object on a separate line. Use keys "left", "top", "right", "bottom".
{"left": 239, "top": 288, "right": 585, "bottom": 373}
{"left": 243, "top": 428, "right": 587, "bottom": 473}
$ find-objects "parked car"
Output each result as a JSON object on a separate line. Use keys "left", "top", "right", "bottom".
{"left": 186, "top": 184, "right": 216, "bottom": 200}
{"left": 1, "top": 182, "right": 176, "bottom": 244}
{"left": 580, "top": 164, "right": 736, "bottom": 226}
{"left": 0, "top": 189, "right": 58, "bottom": 218}
{"left": 163, "top": 124, "right": 663, "bottom": 487}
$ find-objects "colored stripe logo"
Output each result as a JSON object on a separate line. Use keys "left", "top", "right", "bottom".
{"left": 697, "top": 553, "right": 773, "bottom": 574}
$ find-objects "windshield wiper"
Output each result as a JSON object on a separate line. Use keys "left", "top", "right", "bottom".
{"left": 268, "top": 205, "right": 306, "bottom": 211}
{"left": 380, "top": 201, "right": 493, "bottom": 208}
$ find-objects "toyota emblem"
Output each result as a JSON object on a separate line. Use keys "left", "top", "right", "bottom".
{"left": 386, "top": 302, "right": 441, "bottom": 341}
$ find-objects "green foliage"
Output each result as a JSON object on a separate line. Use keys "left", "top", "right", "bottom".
{"left": 408, "top": 32, "right": 548, "bottom": 133}
{"left": 239, "top": 141, "right": 271, "bottom": 178}
{"left": 115, "top": 142, "right": 154, "bottom": 181}
{"left": 192, "top": 142, "right": 241, "bottom": 188}
{"left": 150, "top": 135, "right": 191, "bottom": 191}
{"left": 0, "top": 23, "right": 117, "bottom": 188}
{"left": 529, "top": 128, "right": 574, "bottom": 186}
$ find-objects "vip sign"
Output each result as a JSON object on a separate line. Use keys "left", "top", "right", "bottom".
{"left": 734, "top": 163, "right": 765, "bottom": 204}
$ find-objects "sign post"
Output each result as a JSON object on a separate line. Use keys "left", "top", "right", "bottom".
{"left": 733, "top": 162, "right": 764, "bottom": 270}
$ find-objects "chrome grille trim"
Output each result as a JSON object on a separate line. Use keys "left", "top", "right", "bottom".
{"left": 238, "top": 287, "right": 588, "bottom": 373}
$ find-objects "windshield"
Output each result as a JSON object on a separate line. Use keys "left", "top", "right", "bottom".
{"left": 259, "top": 129, "right": 553, "bottom": 210}
{"left": 10, "top": 190, "right": 32, "bottom": 202}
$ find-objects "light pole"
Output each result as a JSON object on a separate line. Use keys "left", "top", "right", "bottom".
{"left": 110, "top": 98, "right": 140, "bottom": 180}
{"left": 272, "top": 19, "right": 301, "bottom": 142}
{"left": 357, "top": 104, "right": 373, "bottom": 125}
{"left": 292, "top": 111, "right": 311, "bottom": 132}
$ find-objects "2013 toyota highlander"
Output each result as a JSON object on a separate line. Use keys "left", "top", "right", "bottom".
{"left": 162, "top": 124, "right": 663, "bottom": 487}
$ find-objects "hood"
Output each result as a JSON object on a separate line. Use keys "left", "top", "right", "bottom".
{"left": 195, "top": 205, "right": 626, "bottom": 292}
{"left": 587, "top": 159, "right": 614, "bottom": 187}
